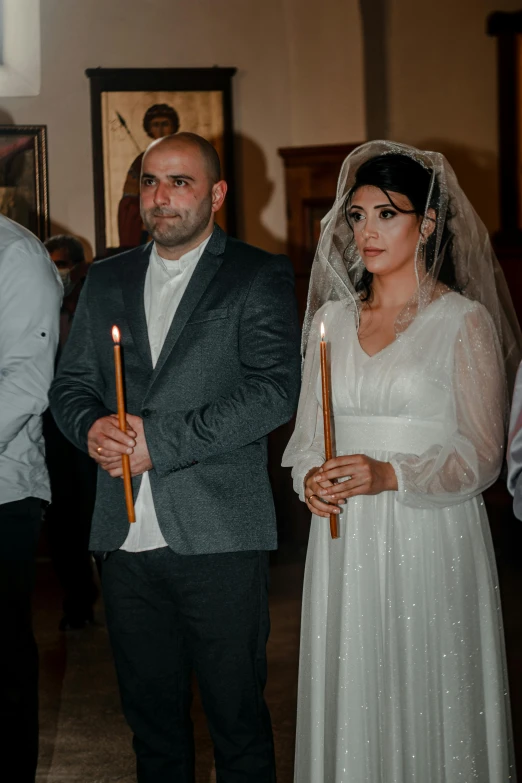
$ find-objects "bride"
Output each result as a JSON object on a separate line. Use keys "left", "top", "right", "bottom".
{"left": 282, "top": 141, "right": 520, "bottom": 782}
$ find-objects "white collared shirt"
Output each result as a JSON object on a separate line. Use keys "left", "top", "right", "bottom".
{"left": 0, "top": 215, "right": 62, "bottom": 505}
{"left": 120, "top": 235, "right": 211, "bottom": 552}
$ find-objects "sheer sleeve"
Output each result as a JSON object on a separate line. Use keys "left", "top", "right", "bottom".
{"left": 389, "top": 302, "right": 507, "bottom": 509}
{"left": 507, "top": 360, "right": 522, "bottom": 519}
{"left": 282, "top": 308, "right": 327, "bottom": 501}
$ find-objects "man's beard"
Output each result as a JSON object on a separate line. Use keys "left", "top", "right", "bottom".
{"left": 141, "top": 196, "right": 213, "bottom": 249}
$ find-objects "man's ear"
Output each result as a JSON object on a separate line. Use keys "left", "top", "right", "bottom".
{"left": 420, "top": 208, "right": 436, "bottom": 241}
{"left": 211, "top": 180, "right": 228, "bottom": 214}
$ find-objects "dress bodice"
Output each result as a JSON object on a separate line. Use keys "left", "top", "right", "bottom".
{"left": 323, "top": 294, "right": 461, "bottom": 426}
{"left": 284, "top": 292, "right": 506, "bottom": 509}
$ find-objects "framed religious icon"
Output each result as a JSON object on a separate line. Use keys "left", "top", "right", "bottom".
{"left": 0, "top": 125, "right": 50, "bottom": 240}
{"left": 86, "top": 67, "right": 237, "bottom": 257}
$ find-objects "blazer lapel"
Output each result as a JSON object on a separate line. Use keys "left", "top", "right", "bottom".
{"left": 121, "top": 243, "right": 154, "bottom": 370}
{"left": 147, "top": 225, "right": 227, "bottom": 387}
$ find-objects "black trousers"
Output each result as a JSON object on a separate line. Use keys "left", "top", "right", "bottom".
{"left": 102, "top": 548, "right": 276, "bottom": 783}
{"left": 43, "top": 411, "right": 98, "bottom": 619}
{"left": 0, "top": 497, "right": 42, "bottom": 782}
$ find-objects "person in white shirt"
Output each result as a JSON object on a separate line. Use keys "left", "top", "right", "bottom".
{"left": 0, "top": 214, "right": 61, "bottom": 782}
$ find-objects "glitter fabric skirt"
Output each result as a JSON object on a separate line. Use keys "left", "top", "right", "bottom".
{"left": 294, "top": 468, "right": 516, "bottom": 783}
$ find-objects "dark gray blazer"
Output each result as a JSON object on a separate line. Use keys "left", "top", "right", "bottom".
{"left": 49, "top": 226, "right": 301, "bottom": 554}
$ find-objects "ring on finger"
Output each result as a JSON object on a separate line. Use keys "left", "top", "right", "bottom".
{"left": 307, "top": 493, "right": 319, "bottom": 502}
{"left": 97, "top": 446, "right": 102, "bottom": 454}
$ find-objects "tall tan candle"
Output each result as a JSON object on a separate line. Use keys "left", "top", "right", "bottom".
{"left": 320, "top": 322, "right": 339, "bottom": 539}
{"left": 112, "top": 325, "right": 135, "bottom": 524}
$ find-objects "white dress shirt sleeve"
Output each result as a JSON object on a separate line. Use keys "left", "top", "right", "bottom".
{"left": 0, "top": 236, "right": 62, "bottom": 453}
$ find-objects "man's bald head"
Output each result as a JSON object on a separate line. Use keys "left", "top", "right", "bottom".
{"left": 140, "top": 130, "right": 227, "bottom": 259}
{"left": 144, "top": 132, "right": 222, "bottom": 184}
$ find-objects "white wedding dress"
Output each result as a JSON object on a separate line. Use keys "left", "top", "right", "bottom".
{"left": 284, "top": 293, "right": 516, "bottom": 782}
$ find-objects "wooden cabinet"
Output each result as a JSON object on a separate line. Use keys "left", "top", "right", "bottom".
{"left": 278, "top": 144, "right": 360, "bottom": 320}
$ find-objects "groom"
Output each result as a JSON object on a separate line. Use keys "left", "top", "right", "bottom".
{"left": 49, "top": 133, "right": 301, "bottom": 781}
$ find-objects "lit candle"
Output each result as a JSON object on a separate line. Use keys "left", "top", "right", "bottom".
{"left": 320, "top": 322, "right": 339, "bottom": 539}
{"left": 112, "top": 326, "right": 135, "bottom": 524}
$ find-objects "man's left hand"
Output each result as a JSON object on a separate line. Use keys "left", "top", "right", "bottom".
{"left": 98, "top": 414, "right": 153, "bottom": 478}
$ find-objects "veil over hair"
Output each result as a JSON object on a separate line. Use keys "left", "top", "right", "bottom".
{"left": 302, "top": 140, "right": 522, "bottom": 388}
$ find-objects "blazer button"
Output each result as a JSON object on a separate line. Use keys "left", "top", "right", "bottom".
{"left": 141, "top": 408, "right": 151, "bottom": 418}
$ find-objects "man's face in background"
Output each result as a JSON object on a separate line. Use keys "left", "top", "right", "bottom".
{"left": 49, "top": 248, "right": 74, "bottom": 272}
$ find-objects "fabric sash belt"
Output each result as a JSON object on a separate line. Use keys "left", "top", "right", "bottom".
{"left": 334, "top": 415, "right": 448, "bottom": 456}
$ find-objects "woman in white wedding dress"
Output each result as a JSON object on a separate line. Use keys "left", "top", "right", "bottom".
{"left": 282, "top": 142, "right": 520, "bottom": 783}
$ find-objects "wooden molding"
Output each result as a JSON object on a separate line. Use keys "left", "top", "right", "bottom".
{"left": 488, "top": 11, "right": 522, "bottom": 36}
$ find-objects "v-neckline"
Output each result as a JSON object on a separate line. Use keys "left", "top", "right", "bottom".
{"left": 355, "top": 294, "right": 450, "bottom": 360}
{"left": 355, "top": 333, "right": 397, "bottom": 360}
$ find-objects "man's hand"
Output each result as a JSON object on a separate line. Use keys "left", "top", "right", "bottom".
{"left": 91, "top": 413, "right": 153, "bottom": 478}
{"left": 88, "top": 415, "right": 136, "bottom": 464}
{"left": 303, "top": 466, "right": 344, "bottom": 518}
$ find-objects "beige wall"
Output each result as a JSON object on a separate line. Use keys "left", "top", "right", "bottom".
{"left": 0, "top": 0, "right": 366, "bottom": 256}
{"left": 0, "top": 1, "right": 519, "bottom": 249}
{"left": 283, "top": 0, "right": 366, "bottom": 147}
{"left": 387, "top": 0, "right": 522, "bottom": 232}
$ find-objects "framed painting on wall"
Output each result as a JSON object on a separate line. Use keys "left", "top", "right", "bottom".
{"left": 86, "top": 67, "right": 237, "bottom": 257}
{"left": 0, "top": 125, "right": 50, "bottom": 240}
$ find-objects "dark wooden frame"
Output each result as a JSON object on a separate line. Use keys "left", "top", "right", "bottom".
{"left": 86, "top": 67, "right": 237, "bottom": 257}
{"left": 487, "top": 12, "right": 522, "bottom": 242}
{"left": 0, "top": 125, "right": 50, "bottom": 241}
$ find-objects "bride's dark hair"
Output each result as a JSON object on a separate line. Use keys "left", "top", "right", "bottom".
{"left": 344, "top": 153, "right": 459, "bottom": 302}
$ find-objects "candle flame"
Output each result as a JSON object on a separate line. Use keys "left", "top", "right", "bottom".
{"left": 320, "top": 322, "right": 325, "bottom": 340}
{"left": 112, "top": 325, "right": 121, "bottom": 344}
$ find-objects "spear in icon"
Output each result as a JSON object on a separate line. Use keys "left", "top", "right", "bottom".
{"left": 115, "top": 112, "right": 142, "bottom": 153}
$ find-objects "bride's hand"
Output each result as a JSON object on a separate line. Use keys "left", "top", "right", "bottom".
{"left": 314, "top": 455, "right": 398, "bottom": 500}
{"left": 303, "top": 466, "right": 344, "bottom": 518}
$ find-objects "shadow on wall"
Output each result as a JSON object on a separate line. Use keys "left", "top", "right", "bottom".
{"left": 234, "top": 133, "right": 286, "bottom": 255}
{"left": 418, "top": 139, "right": 500, "bottom": 234}
{"left": 0, "top": 108, "right": 14, "bottom": 124}
{"left": 234, "top": 133, "right": 309, "bottom": 549}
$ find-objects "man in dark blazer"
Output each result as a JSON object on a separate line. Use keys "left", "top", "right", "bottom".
{"left": 49, "top": 132, "right": 301, "bottom": 782}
